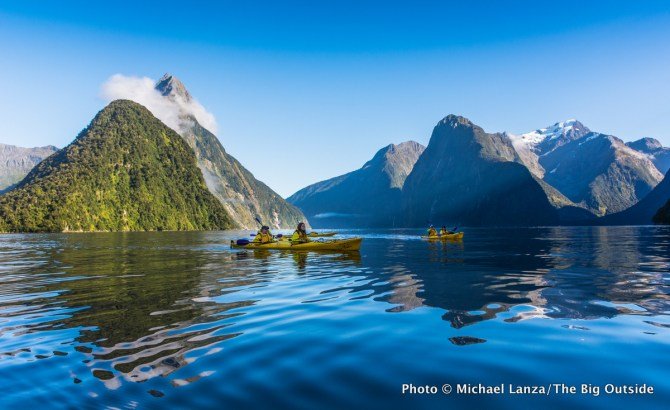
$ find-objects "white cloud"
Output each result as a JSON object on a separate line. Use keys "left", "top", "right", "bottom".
{"left": 100, "top": 74, "right": 218, "bottom": 135}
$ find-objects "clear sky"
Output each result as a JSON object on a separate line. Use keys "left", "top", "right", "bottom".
{"left": 1, "top": 1, "right": 669, "bottom": 197}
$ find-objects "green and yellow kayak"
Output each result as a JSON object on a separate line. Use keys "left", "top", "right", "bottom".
{"left": 421, "top": 232, "right": 464, "bottom": 240}
{"left": 231, "top": 237, "right": 362, "bottom": 251}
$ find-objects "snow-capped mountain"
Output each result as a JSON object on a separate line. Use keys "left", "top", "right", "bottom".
{"left": 509, "top": 120, "right": 663, "bottom": 216}
{"left": 507, "top": 119, "right": 590, "bottom": 178}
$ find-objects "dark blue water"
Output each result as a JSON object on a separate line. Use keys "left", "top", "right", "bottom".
{"left": 0, "top": 227, "right": 668, "bottom": 409}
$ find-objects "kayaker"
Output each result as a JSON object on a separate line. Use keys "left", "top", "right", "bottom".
{"left": 427, "top": 225, "right": 437, "bottom": 237}
{"left": 253, "top": 226, "right": 274, "bottom": 244}
{"left": 291, "top": 222, "right": 311, "bottom": 243}
{"left": 441, "top": 225, "right": 457, "bottom": 235}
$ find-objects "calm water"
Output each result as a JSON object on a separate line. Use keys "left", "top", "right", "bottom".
{"left": 0, "top": 227, "right": 668, "bottom": 409}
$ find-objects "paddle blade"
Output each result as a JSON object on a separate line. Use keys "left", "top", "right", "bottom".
{"left": 236, "top": 239, "right": 250, "bottom": 246}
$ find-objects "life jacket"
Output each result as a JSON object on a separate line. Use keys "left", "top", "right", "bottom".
{"left": 254, "top": 232, "right": 273, "bottom": 243}
{"left": 292, "top": 230, "right": 309, "bottom": 242}
{"left": 428, "top": 228, "right": 437, "bottom": 236}
{"left": 440, "top": 229, "right": 448, "bottom": 236}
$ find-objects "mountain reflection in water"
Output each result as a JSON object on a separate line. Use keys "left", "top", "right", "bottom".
{"left": 0, "top": 227, "right": 668, "bottom": 409}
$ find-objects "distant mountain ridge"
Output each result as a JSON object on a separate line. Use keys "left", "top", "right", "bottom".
{"left": 288, "top": 115, "right": 670, "bottom": 227}
{"left": 626, "top": 137, "right": 670, "bottom": 174}
{"left": 288, "top": 141, "right": 425, "bottom": 227}
{"left": 154, "top": 74, "right": 307, "bottom": 229}
{"left": 0, "top": 143, "right": 58, "bottom": 192}
{"left": 0, "top": 100, "right": 233, "bottom": 232}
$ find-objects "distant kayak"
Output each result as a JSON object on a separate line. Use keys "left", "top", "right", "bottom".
{"left": 308, "top": 232, "right": 337, "bottom": 237}
{"left": 421, "top": 232, "right": 464, "bottom": 240}
{"left": 231, "top": 237, "right": 362, "bottom": 251}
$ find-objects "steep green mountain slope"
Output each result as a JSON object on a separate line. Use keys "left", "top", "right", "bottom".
{"left": 0, "top": 100, "right": 233, "bottom": 232}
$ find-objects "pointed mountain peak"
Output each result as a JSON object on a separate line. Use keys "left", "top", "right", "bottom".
{"left": 155, "top": 73, "right": 191, "bottom": 101}
{"left": 512, "top": 119, "right": 591, "bottom": 149}
{"left": 439, "top": 114, "right": 474, "bottom": 128}
{"left": 536, "top": 119, "right": 589, "bottom": 137}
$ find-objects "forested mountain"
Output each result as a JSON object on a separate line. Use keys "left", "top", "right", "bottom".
{"left": 0, "top": 100, "right": 233, "bottom": 232}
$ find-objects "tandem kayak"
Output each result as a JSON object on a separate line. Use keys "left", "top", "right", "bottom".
{"left": 231, "top": 237, "right": 362, "bottom": 251}
{"left": 249, "top": 231, "right": 337, "bottom": 239}
{"left": 421, "top": 232, "right": 464, "bottom": 240}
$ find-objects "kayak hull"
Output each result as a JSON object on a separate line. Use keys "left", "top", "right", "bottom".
{"left": 421, "top": 232, "right": 464, "bottom": 240}
{"left": 231, "top": 237, "right": 362, "bottom": 251}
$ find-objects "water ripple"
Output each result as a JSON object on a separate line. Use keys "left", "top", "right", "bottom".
{"left": 0, "top": 228, "right": 669, "bottom": 409}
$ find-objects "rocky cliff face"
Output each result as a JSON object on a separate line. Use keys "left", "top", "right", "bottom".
{"left": 288, "top": 141, "right": 425, "bottom": 228}
{"left": 154, "top": 74, "right": 307, "bottom": 229}
{"left": 0, "top": 143, "right": 58, "bottom": 192}
{"left": 401, "top": 115, "right": 560, "bottom": 226}
{"left": 0, "top": 100, "right": 233, "bottom": 232}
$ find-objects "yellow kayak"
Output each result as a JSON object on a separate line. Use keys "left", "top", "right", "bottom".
{"left": 250, "top": 231, "right": 336, "bottom": 239}
{"left": 308, "top": 232, "right": 337, "bottom": 237}
{"left": 231, "top": 237, "right": 362, "bottom": 251}
{"left": 421, "top": 232, "right": 464, "bottom": 240}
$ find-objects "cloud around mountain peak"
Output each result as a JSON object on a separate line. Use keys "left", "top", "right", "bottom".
{"left": 100, "top": 73, "right": 218, "bottom": 135}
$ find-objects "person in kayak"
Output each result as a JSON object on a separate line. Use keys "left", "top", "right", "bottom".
{"left": 291, "top": 222, "right": 311, "bottom": 243}
{"left": 440, "top": 225, "right": 456, "bottom": 235}
{"left": 427, "top": 225, "right": 438, "bottom": 237}
{"left": 253, "top": 226, "right": 274, "bottom": 244}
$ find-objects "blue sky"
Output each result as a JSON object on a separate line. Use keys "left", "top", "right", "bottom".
{"left": 1, "top": 1, "right": 669, "bottom": 196}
